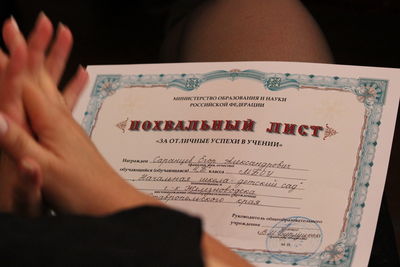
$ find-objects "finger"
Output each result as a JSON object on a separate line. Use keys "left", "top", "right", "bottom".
{"left": 22, "top": 80, "right": 64, "bottom": 133}
{"left": 0, "top": 21, "right": 28, "bottom": 128}
{"left": 16, "top": 157, "right": 44, "bottom": 217}
{"left": 0, "top": 48, "right": 8, "bottom": 73}
{"left": 45, "top": 23, "right": 73, "bottom": 85}
{"left": 2, "top": 16, "right": 26, "bottom": 54}
{"left": 0, "top": 18, "right": 28, "bottom": 127}
{"left": 27, "top": 12, "right": 53, "bottom": 70}
{"left": 2, "top": 16, "right": 28, "bottom": 77}
{"left": 5, "top": 42, "right": 28, "bottom": 80}
{"left": 0, "top": 45, "right": 29, "bottom": 129}
{"left": 0, "top": 112, "right": 44, "bottom": 163}
{"left": 63, "top": 65, "right": 89, "bottom": 110}
{"left": 20, "top": 157, "right": 43, "bottom": 188}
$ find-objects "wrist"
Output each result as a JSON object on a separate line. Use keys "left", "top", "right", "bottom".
{"left": 44, "top": 168, "right": 162, "bottom": 216}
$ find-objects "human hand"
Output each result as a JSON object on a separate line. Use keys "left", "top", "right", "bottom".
{"left": 0, "top": 77, "right": 159, "bottom": 215}
{"left": 0, "top": 24, "right": 251, "bottom": 264}
{"left": 0, "top": 30, "right": 158, "bottom": 214}
{"left": 0, "top": 13, "right": 88, "bottom": 216}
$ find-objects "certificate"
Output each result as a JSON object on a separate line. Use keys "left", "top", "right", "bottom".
{"left": 73, "top": 62, "right": 400, "bottom": 267}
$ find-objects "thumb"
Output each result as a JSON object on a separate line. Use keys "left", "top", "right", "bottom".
{"left": 0, "top": 112, "right": 45, "bottom": 164}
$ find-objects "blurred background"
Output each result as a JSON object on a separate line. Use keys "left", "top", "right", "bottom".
{"left": 1, "top": 0, "right": 399, "bottom": 265}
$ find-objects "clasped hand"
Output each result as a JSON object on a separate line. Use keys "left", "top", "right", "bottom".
{"left": 0, "top": 13, "right": 155, "bottom": 216}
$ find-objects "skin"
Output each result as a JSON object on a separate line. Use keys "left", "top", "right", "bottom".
{"left": 0, "top": 13, "right": 88, "bottom": 216}
{"left": 0, "top": 14, "right": 251, "bottom": 267}
{"left": 0, "top": 1, "right": 334, "bottom": 264}
{"left": 0, "top": 54, "right": 251, "bottom": 267}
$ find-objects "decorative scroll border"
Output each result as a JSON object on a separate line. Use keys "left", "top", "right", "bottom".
{"left": 81, "top": 69, "right": 388, "bottom": 267}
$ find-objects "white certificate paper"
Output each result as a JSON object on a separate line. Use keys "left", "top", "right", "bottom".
{"left": 74, "top": 62, "right": 400, "bottom": 267}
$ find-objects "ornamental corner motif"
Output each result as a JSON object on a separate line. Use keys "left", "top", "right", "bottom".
{"left": 93, "top": 75, "right": 122, "bottom": 98}
{"left": 355, "top": 79, "right": 388, "bottom": 108}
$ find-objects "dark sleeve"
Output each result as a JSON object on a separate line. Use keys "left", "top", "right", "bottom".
{"left": 368, "top": 197, "right": 400, "bottom": 267}
{"left": 0, "top": 206, "right": 204, "bottom": 267}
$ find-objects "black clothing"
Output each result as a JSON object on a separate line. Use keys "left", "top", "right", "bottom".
{"left": 0, "top": 202, "right": 398, "bottom": 266}
{"left": 369, "top": 199, "right": 400, "bottom": 267}
{"left": 0, "top": 206, "right": 204, "bottom": 266}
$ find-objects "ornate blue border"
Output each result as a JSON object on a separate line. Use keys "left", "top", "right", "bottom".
{"left": 81, "top": 69, "right": 387, "bottom": 266}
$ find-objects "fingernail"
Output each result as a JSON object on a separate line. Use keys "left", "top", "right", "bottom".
{"left": 36, "top": 11, "right": 49, "bottom": 26}
{"left": 0, "top": 113, "right": 8, "bottom": 136}
{"left": 21, "top": 159, "right": 41, "bottom": 186}
{"left": 20, "top": 159, "right": 38, "bottom": 182}
{"left": 21, "top": 159, "right": 34, "bottom": 174}
{"left": 38, "top": 11, "right": 47, "bottom": 20}
{"left": 9, "top": 16, "right": 19, "bottom": 31}
{"left": 56, "top": 22, "right": 66, "bottom": 34}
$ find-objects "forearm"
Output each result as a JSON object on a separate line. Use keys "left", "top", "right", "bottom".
{"left": 89, "top": 178, "right": 252, "bottom": 266}
{"left": 56, "top": 170, "right": 251, "bottom": 266}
